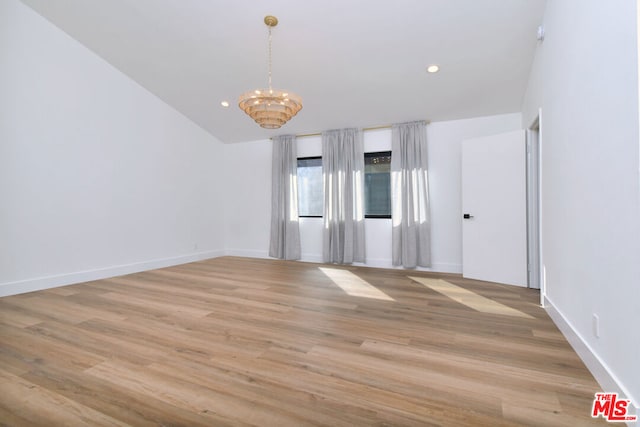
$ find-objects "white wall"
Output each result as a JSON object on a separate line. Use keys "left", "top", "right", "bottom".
{"left": 222, "top": 139, "right": 273, "bottom": 257}
{"left": 224, "top": 113, "right": 522, "bottom": 272}
{"left": 522, "top": 0, "right": 640, "bottom": 407}
{"left": 0, "top": 0, "right": 225, "bottom": 296}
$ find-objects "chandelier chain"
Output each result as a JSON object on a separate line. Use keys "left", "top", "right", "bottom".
{"left": 268, "top": 26, "right": 273, "bottom": 90}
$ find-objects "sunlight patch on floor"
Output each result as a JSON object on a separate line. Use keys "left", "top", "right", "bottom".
{"left": 319, "top": 268, "right": 395, "bottom": 301}
{"left": 409, "top": 277, "right": 534, "bottom": 318}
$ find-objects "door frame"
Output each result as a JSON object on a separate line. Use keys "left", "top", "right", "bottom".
{"left": 526, "top": 109, "right": 544, "bottom": 306}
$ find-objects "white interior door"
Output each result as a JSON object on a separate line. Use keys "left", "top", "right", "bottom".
{"left": 462, "top": 130, "right": 527, "bottom": 287}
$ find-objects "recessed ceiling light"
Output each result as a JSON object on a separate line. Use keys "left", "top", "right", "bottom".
{"left": 426, "top": 65, "right": 440, "bottom": 73}
{"left": 221, "top": 101, "right": 230, "bottom": 107}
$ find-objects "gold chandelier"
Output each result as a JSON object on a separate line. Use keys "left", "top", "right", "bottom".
{"left": 238, "top": 16, "right": 302, "bottom": 129}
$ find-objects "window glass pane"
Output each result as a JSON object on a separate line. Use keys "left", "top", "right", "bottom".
{"left": 365, "top": 152, "right": 391, "bottom": 217}
{"left": 297, "top": 153, "right": 390, "bottom": 218}
{"left": 297, "top": 157, "right": 323, "bottom": 217}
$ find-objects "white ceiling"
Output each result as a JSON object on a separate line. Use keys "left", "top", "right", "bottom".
{"left": 21, "top": 0, "right": 546, "bottom": 143}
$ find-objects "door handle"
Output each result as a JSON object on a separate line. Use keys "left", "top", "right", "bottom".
{"left": 463, "top": 213, "right": 474, "bottom": 219}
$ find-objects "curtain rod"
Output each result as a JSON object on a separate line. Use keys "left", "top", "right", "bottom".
{"left": 272, "top": 120, "right": 431, "bottom": 140}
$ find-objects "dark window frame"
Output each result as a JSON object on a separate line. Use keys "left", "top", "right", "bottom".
{"left": 364, "top": 151, "right": 392, "bottom": 219}
{"left": 296, "top": 152, "right": 392, "bottom": 219}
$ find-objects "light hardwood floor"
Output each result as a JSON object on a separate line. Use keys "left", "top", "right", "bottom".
{"left": 0, "top": 257, "right": 606, "bottom": 426}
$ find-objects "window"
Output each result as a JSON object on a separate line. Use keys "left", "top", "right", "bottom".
{"left": 297, "top": 157, "right": 323, "bottom": 217}
{"left": 296, "top": 152, "right": 392, "bottom": 218}
{"left": 364, "top": 151, "right": 392, "bottom": 218}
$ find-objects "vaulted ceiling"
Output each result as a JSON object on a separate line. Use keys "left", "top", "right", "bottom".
{"left": 21, "top": 0, "right": 546, "bottom": 143}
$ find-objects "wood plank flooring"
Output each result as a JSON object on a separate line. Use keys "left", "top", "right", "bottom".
{"left": 0, "top": 257, "right": 606, "bottom": 426}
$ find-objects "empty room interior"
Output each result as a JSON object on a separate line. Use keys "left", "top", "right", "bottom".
{"left": 1, "top": 0, "right": 639, "bottom": 425}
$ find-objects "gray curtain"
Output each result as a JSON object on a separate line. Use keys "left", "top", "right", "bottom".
{"left": 322, "top": 128, "right": 365, "bottom": 264}
{"left": 269, "top": 135, "right": 301, "bottom": 260}
{"left": 391, "top": 121, "right": 431, "bottom": 268}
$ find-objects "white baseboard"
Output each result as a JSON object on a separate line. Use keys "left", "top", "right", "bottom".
{"left": 226, "top": 250, "right": 462, "bottom": 274}
{"left": 300, "top": 254, "right": 323, "bottom": 263}
{"left": 361, "top": 259, "right": 462, "bottom": 274}
{"left": 0, "top": 250, "right": 225, "bottom": 297}
{"left": 544, "top": 295, "right": 639, "bottom": 418}
{"left": 225, "top": 249, "right": 271, "bottom": 259}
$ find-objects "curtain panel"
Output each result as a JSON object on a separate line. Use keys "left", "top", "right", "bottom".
{"left": 391, "top": 121, "right": 431, "bottom": 268}
{"left": 322, "top": 128, "right": 366, "bottom": 264}
{"left": 268, "top": 135, "right": 301, "bottom": 260}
